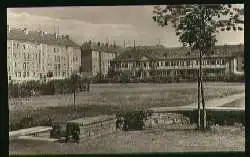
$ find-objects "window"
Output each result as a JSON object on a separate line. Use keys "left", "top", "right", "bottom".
{"left": 242, "top": 60, "right": 244, "bottom": 64}
{"left": 196, "top": 60, "right": 199, "bottom": 65}
{"left": 9, "top": 76, "right": 11, "bottom": 81}
{"left": 63, "top": 72, "right": 65, "bottom": 76}
{"left": 23, "top": 45, "right": 26, "bottom": 49}
{"left": 23, "top": 63, "right": 26, "bottom": 69}
{"left": 211, "top": 60, "right": 216, "bottom": 65}
{"left": 27, "top": 72, "right": 29, "bottom": 77}
{"left": 17, "top": 43, "right": 19, "bottom": 48}
{"left": 19, "top": 72, "right": 21, "bottom": 77}
{"left": 54, "top": 48, "right": 56, "bottom": 52}
{"left": 58, "top": 64, "right": 60, "bottom": 70}
{"left": 23, "top": 72, "right": 26, "bottom": 78}
{"left": 15, "top": 72, "right": 17, "bottom": 77}
{"left": 222, "top": 59, "right": 225, "bottom": 65}
{"left": 33, "top": 72, "right": 36, "bottom": 76}
{"left": 216, "top": 59, "right": 220, "bottom": 65}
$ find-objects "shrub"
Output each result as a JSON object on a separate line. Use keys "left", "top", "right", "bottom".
{"left": 8, "top": 76, "right": 90, "bottom": 98}
{"left": 116, "top": 110, "right": 152, "bottom": 131}
{"left": 18, "top": 116, "right": 35, "bottom": 129}
{"left": 173, "top": 109, "right": 244, "bottom": 127}
{"left": 50, "top": 123, "right": 67, "bottom": 140}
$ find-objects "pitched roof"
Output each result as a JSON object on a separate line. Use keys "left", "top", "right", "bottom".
{"left": 115, "top": 44, "right": 244, "bottom": 61}
{"left": 7, "top": 28, "right": 80, "bottom": 48}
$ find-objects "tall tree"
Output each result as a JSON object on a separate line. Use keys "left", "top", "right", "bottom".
{"left": 152, "top": 4, "right": 243, "bottom": 130}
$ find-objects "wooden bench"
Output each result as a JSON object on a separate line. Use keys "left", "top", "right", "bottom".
{"left": 9, "top": 126, "right": 52, "bottom": 139}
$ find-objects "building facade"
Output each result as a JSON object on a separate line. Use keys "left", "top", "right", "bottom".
{"left": 80, "top": 42, "right": 117, "bottom": 78}
{"left": 7, "top": 26, "right": 81, "bottom": 83}
{"left": 110, "top": 45, "right": 244, "bottom": 80}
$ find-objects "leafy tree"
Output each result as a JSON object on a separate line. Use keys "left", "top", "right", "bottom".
{"left": 152, "top": 4, "right": 244, "bottom": 130}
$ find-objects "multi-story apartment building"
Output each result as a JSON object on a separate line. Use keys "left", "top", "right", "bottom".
{"left": 110, "top": 44, "right": 244, "bottom": 79}
{"left": 7, "top": 26, "right": 81, "bottom": 83}
{"left": 80, "top": 42, "right": 118, "bottom": 78}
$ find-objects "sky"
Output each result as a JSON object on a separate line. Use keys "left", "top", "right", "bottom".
{"left": 7, "top": 5, "right": 244, "bottom": 47}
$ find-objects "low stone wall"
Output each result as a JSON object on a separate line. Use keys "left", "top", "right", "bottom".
{"left": 145, "top": 107, "right": 245, "bottom": 129}
{"left": 145, "top": 112, "right": 191, "bottom": 129}
{"left": 77, "top": 117, "right": 117, "bottom": 140}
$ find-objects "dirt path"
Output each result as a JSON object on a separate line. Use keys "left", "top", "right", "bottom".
{"left": 182, "top": 92, "right": 245, "bottom": 108}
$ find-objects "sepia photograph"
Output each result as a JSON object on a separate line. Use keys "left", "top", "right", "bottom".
{"left": 7, "top": 4, "right": 244, "bottom": 154}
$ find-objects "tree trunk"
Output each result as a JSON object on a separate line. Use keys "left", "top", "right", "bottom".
{"left": 197, "top": 69, "right": 201, "bottom": 129}
{"left": 201, "top": 78, "right": 206, "bottom": 130}
{"left": 73, "top": 77, "right": 76, "bottom": 112}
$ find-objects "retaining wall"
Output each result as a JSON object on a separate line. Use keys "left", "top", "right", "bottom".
{"left": 145, "top": 107, "right": 245, "bottom": 128}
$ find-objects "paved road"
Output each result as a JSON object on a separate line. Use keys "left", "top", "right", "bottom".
{"left": 151, "top": 92, "right": 245, "bottom": 111}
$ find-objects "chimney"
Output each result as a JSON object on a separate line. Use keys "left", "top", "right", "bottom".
{"left": 7, "top": 25, "right": 10, "bottom": 32}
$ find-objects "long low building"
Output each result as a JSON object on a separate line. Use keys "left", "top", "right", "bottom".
{"left": 7, "top": 25, "right": 81, "bottom": 84}
{"left": 109, "top": 44, "right": 244, "bottom": 79}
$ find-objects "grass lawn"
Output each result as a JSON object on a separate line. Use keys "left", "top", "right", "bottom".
{"left": 9, "top": 125, "right": 245, "bottom": 154}
{"left": 9, "top": 83, "right": 245, "bottom": 131}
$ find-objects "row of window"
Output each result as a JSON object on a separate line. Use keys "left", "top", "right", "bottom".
{"left": 15, "top": 71, "right": 35, "bottom": 78}
{"left": 117, "top": 59, "right": 228, "bottom": 68}
{"left": 13, "top": 71, "right": 71, "bottom": 78}
{"left": 54, "top": 72, "right": 67, "bottom": 77}
{"left": 12, "top": 52, "right": 42, "bottom": 59}
{"left": 8, "top": 42, "right": 74, "bottom": 54}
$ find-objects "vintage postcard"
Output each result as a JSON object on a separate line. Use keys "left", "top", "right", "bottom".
{"left": 8, "top": 5, "right": 244, "bottom": 154}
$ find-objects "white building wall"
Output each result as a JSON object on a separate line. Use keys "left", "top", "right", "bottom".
{"left": 7, "top": 39, "right": 81, "bottom": 83}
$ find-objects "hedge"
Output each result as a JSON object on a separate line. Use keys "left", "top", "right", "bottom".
{"left": 95, "top": 73, "right": 244, "bottom": 84}
{"left": 8, "top": 77, "right": 90, "bottom": 98}
{"left": 164, "top": 109, "right": 245, "bottom": 127}
{"left": 115, "top": 109, "right": 244, "bottom": 131}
